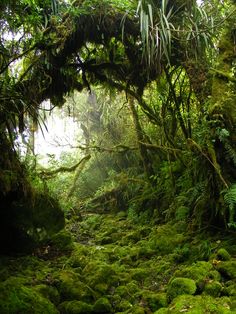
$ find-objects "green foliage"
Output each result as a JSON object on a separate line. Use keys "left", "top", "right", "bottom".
{"left": 223, "top": 183, "right": 236, "bottom": 228}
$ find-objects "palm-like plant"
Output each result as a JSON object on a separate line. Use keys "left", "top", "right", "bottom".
{"left": 137, "top": 0, "right": 216, "bottom": 69}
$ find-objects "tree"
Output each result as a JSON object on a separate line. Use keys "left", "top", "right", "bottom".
{"left": 0, "top": 0, "right": 235, "bottom": 254}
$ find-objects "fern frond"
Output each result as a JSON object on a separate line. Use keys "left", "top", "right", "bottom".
{"left": 223, "top": 183, "right": 236, "bottom": 227}
{"left": 225, "top": 142, "right": 236, "bottom": 166}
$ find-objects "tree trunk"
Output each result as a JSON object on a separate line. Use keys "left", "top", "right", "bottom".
{"left": 129, "top": 96, "right": 154, "bottom": 179}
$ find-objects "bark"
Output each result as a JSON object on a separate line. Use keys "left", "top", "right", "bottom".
{"left": 129, "top": 96, "right": 154, "bottom": 179}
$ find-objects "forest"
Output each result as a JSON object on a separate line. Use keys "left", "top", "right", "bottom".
{"left": 0, "top": 0, "right": 236, "bottom": 313}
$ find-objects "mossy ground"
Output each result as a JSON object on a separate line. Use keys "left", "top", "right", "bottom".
{"left": 0, "top": 211, "right": 235, "bottom": 313}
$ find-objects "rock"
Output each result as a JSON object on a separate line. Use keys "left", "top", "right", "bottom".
{"left": 58, "top": 300, "right": 93, "bottom": 314}
{"left": 204, "top": 281, "right": 222, "bottom": 297}
{"left": 167, "top": 277, "right": 197, "bottom": 301}
{"left": 141, "top": 291, "right": 167, "bottom": 311}
{"left": 217, "top": 261, "right": 236, "bottom": 279}
{"left": 155, "top": 295, "right": 232, "bottom": 313}
{"left": 50, "top": 230, "right": 74, "bottom": 252}
{"left": 0, "top": 277, "right": 58, "bottom": 314}
{"left": 217, "top": 248, "right": 231, "bottom": 261}
{"left": 93, "top": 297, "right": 112, "bottom": 313}
{"left": 173, "top": 261, "right": 213, "bottom": 289}
{"left": 33, "top": 284, "right": 60, "bottom": 304}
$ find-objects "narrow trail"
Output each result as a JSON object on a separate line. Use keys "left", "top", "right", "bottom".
{"left": 0, "top": 211, "right": 235, "bottom": 313}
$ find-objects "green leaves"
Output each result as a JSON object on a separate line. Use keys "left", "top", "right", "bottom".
{"left": 137, "top": 0, "right": 217, "bottom": 70}
{"left": 223, "top": 184, "right": 236, "bottom": 228}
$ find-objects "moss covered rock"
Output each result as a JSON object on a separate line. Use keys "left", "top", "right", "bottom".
{"left": 0, "top": 277, "right": 58, "bottom": 314}
{"left": 142, "top": 291, "right": 167, "bottom": 311}
{"left": 53, "top": 270, "right": 94, "bottom": 302}
{"left": 217, "top": 261, "right": 236, "bottom": 279}
{"left": 93, "top": 297, "right": 112, "bottom": 313}
{"left": 155, "top": 295, "right": 232, "bottom": 313}
{"left": 173, "top": 261, "right": 213, "bottom": 289}
{"left": 33, "top": 284, "right": 60, "bottom": 304}
{"left": 50, "top": 230, "right": 74, "bottom": 252}
{"left": 167, "top": 277, "right": 197, "bottom": 301}
{"left": 223, "top": 280, "right": 236, "bottom": 297}
{"left": 204, "top": 281, "right": 222, "bottom": 297}
{"left": 216, "top": 248, "right": 231, "bottom": 261}
{"left": 58, "top": 300, "right": 93, "bottom": 314}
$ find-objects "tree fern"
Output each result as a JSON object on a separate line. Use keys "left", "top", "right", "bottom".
{"left": 223, "top": 183, "right": 236, "bottom": 228}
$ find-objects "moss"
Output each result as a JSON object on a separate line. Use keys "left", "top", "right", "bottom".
{"left": 33, "top": 284, "right": 60, "bottom": 305}
{"left": 154, "top": 309, "right": 168, "bottom": 314}
{"left": 0, "top": 277, "right": 58, "bottom": 314}
{"left": 204, "top": 281, "right": 222, "bottom": 297}
{"left": 217, "top": 261, "right": 236, "bottom": 279}
{"left": 53, "top": 270, "right": 94, "bottom": 302}
{"left": 94, "top": 283, "right": 109, "bottom": 294}
{"left": 148, "top": 224, "right": 185, "bottom": 255}
{"left": 126, "top": 281, "right": 140, "bottom": 294}
{"left": 131, "top": 306, "right": 145, "bottom": 314}
{"left": 142, "top": 291, "right": 167, "bottom": 311}
{"left": 173, "top": 261, "right": 213, "bottom": 289}
{"left": 115, "top": 285, "right": 129, "bottom": 297}
{"left": 50, "top": 230, "right": 74, "bottom": 252}
{"left": 93, "top": 297, "right": 112, "bottom": 313}
{"left": 208, "top": 270, "right": 221, "bottom": 281}
{"left": 223, "top": 281, "right": 236, "bottom": 297}
{"left": 117, "top": 300, "right": 133, "bottom": 311}
{"left": 83, "top": 262, "right": 118, "bottom": 287}
{"left": 167, "top": 277, "right": 197, "bottom": 302}
{"left": 58, "top": 300, "right": 93, "bottom": 314}
{"left": 130, "top": 267, "right": 150, "bottom": 282}
{"left": 156, "top": 295, "right": 232, "bottom": 313}
{"left": 217, "top": 248, "right": 231, "bottom": 261}
{"left": 69, "top": 244, "right": 90, "bottom": 268}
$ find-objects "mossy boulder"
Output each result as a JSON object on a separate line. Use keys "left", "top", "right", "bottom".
{"left": 116, "top": 300, "right": 133, "bottom": 311}
{"left": 68, "top": 244, "right": 90, "bottom": 268}
{"left": 223, "top": 280, "right": 236, "bottom": 296}
{"left": 148, "top": 224, "right": 185, "bottom": 255}
{"left": 0, "top": 277, "right": 58, "bottom": 314}
{"left": 33, "top": 284, "right": 60, "bottom": 305}
{"left": 58, "top": 300, "right": 93, "bottom": 314}
{"left": 130, "top": 267, "right": 151, "bottom": 282}
{"left": 142, "top": 291, "right": 167, "bottom": 311}
{"left": 155, "top": 295, "right": 232, "bottom": 313}
{"left": 93, "top": 297, "right": 112, "bottom": 313}
{"left": 204, "top": 281, "right": 222, "bottom": 297}
{"left": 217, "top": 248, "right": 231, "bottom": 261}
{"left": 173, "top": 261, "right": 213, "bottom": 289}
{"left": 50, "top": 230, "right": 74, "bottom": 252}
{"left": 167, "top": 277, "right": 197, "bottom": 302}
{"left": 217, "top": 261, "right": 236, "bottom": 279}
{"left": 53, "top": 270, "right": 94, "bottom": 302}
{"left": 130, "top": 306, "right": 145, "bottom": 314}
{"left": 83, "top": 262, "right": 118, "bottom": 287}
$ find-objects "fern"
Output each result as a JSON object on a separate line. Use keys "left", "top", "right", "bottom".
{"left": 225, "top": 142, "right": 236, "bottom": 166}
{"left": 223, "top": 183, "right": 236, "bottom": 228}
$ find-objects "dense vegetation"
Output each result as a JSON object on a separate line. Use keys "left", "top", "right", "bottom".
{"left": 0, "top": 0, "right": 236, "bottom": 313}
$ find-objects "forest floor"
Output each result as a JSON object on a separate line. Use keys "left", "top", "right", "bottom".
{"left": 0, "top": 210, "right": 236, "bottom": 313}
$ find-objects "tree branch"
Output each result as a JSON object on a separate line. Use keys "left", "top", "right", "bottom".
{"left": 39, "top": 154, "right": 91, "bottom": 178}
